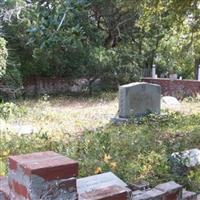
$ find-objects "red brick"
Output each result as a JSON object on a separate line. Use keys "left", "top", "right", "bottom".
{"left": 9, "top": 151, "right": 78, "bottom": 180}
{"left": 143, "top": 78, "right": 200, "bottom": 98}
{"left": 79, "top": 185, "right": 130, "bottom": 200}
{"left": 9, "top": 159, "right": 17, "bottom": 171}
{"left": 9, "top": 180, "right": 30, "bottom": 199}
{"left": 0, "top": 176, "right": 10, "bottom": 200}
{"left": 132, "top": 188, "right": 165, "bottom": 199}
{"left": 165, "top": 190, "right": 181, "bottom": 200}
{"left": 155, "top": 181, "right": 182, "bottom": 200}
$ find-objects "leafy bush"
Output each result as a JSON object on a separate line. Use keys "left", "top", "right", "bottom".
{"left": 1, "top": 65, "right": 23, "bottom": 89}
{"left": 0, "top": 112, "right": 200, "bottom": 191}
{"left": 0, "top": 102, "right": 25, "bottom": 120}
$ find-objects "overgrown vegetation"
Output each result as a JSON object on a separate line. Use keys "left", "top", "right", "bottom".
{"left": 0, "top": 0, "right": 200, "bottom": 193}
{"left": 0, "top": 96, "right": 200, "bottom": 192}
{"left": 0, "top": 0, "right": 200, "bottom": 90}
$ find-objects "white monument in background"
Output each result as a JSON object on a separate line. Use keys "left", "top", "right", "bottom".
{"left": 152, "top": 64, "right": 157, "bottom": 79}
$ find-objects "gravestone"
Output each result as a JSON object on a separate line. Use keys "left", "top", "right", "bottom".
{"left": 161, "top": 96, "right": 181, "bottom": 111}
{"left": 119, "top": 82, "right": 161, "bottom": 118}
{"left": 162, "top": 96, "right": 180, "bottom": 106}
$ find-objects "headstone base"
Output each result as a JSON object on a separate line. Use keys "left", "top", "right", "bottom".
{"left": 111, "top": 117, "right": 129, "bottom": 125}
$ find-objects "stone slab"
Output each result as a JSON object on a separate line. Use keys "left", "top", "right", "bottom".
{"left": 119, "top": 82, "right": 161, "bottom": 118}
{"left": 77, "top": 172, "right": 131, "bottom": 199}
{"left": 161, "top": 96, "right": 181, "bottom": 110}
{"left": 77, "top": 172, "right": 128, "bottom": 194}
{"left": 0, "top": 122, "right": 37, "bottom": 135}
{"left": 79, "top": 185, "right": 130, "bottom": 200}
{"left": 111, "top": 117, "right": 129, "bottom": 125}
{"left": 162, "top": 96, "right": 180, "bottom": 106}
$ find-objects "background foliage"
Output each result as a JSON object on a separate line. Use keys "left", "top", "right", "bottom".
{"left": 0, "top": 38, "right": 7, "bottom": 78}
{"left": 1, "top": 0, "right": 200, "bottom": 90}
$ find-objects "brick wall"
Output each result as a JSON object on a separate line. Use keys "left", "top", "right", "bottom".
{"left": 0, "top": 151, "right": 199, "bottom": 200}
{"left": 143, "top": 78, "right": 200, "bottom": 98}
{"left": 23, "top": 77, "right": 89, "bottom": 96}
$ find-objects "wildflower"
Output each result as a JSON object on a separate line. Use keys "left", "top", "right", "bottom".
{"left": 95, "top": 167, "right": 102, "bottom": 174}
{"left": 0, "top": 171, "right": 5, "bottom": 176}
{"left": 103, "top": 154, "right": 111, "bottom": 163}
{"left": 87, "top": 139, "right": 91, "bottom": 144}
{"left": 2, "top": 150, "right": 10, "bottom": 156}
{"left": 109, "top": 162, "right": 117, "bottom": 170}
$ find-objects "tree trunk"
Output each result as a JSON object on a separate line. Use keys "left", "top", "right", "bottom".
{"left": 195, "top": 58, "right": 200, "bottom": 80}
{"left": 88, "top": 77, "right": 97, "bottom": 96}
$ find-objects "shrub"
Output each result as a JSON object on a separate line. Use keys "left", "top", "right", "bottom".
{"left": 0, "top": 102, "right": 25, "bottom": 120}
{"left": 0, "top": 112, "right": 200, "bottom": 191}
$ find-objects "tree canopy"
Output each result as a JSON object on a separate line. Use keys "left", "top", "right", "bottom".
{"left": 1, "top": 0, "right": 200, "bottom": 89}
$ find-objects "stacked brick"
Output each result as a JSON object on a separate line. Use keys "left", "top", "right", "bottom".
{"left": 132, "top": 181, "right": 197, "bottom": 200}
{"left": 0, "top": 151, "right": 199, "bottom": 200}
{"left": 142, "top": 78, "right": 200, "bottom": 98}
{"left": 1, "top": 151, "right": 78, "bottom": 200}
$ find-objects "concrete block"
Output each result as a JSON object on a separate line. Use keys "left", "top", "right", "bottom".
{"left": 77, "top": 172, "right": 131, "bottom": 200}
{"left": 79, "top": 185, "right": 131, "bottom": 200}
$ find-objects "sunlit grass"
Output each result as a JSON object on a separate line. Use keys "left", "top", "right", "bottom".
{"left": 0, "top": 93, "right": 200, "bottom": 191}
{"left": 1, "top": 93, "right": 200, "bottom": 135}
